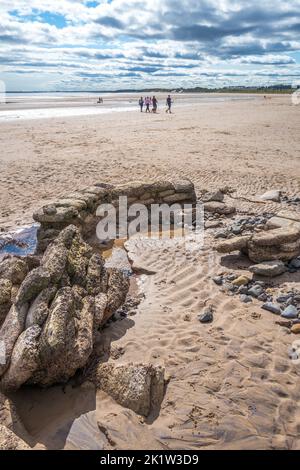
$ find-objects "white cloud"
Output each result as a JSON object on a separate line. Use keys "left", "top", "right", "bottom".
{"left": 0, "top": 0, "right": 299, "bottom": 90}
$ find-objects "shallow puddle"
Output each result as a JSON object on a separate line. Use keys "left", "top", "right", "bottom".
{"left": 10, "top": 382, "right": 101, "bottom": 450}
{"left": 0, "top": 224, "right": 38, "bottom": 259}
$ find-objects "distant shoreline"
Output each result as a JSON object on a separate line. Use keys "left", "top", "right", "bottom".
{"left": 4, "top": 87, "right": 295, "bottom": 95}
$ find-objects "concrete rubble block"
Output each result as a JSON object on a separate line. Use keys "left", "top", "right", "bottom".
{"left": 201, "top": 189, "right": 225, "bottom": 203}
{"left": 260, "top": 190, "right": 281, "bottom": 202}
{"left": 15, "top": 267, "right": 51, "bottom": 307}
{"left": 266, "top": 217, "right": 300, "bottom": 231}
{"left": 0, "top": 279, "right": 12, "bottom": 305}
{"left": 216, "top": 236, "right": 251, "bottom": 254}
{"left": 94, "top": 362, "right": 165, "bottom": 417}
{"left": 25, "top": 287, "right": 56, "bottom": 328}
{"left": 252, "top": 227, "right": 300, "bottom": 247}
{"left": 0, "top": 303, "right": 11, "bottom": 327}
{"left": 0, "top": 303, "right": 29, "bottom": 376}
{"left": 163, "top": 192, "right": 194, "bottom": 204}
{"left": 0, "top": 257, "right": 29, "bottom": 284}
{"left": 54, "top": 199, "right": 88, "bottom": 211}
{"left": 94, "top": 293, "right": 108, "bottom": 332}
{"left": 204, "top": 201, "right": 236, "bottom": 215}
{"left": 158, "top": 189, "right": 176, "bottom": 198}
{"left": 249, "top": 260, "right": 287, "bottom": 277}
{"left": 83, "top": 186, "right": 111, "bottom": 198}
{"left": 104, "top": 269, "right": 130, "bottom": 323}
{"left": 172, "top": 179, "right": 195, "bottom": 194}
{"left": 33, "top": 206, "right": 78, "bottom": 224}
{"left": 37, "top": 228, "right": 61, "bottom": 242}
{"left": 0, "top": 325, "right": 41, "bottom": 391}
{"left": 0, "top": 225, "right": 130, "bottom": 390}
{"left": 280, "top": 239, "right": 300, "bottom": 252}
{"left": 141, "top": 198, "right": 155, "bottom": 205}
{"left": 42, "top": 242, "right": 68, "bottom": 284}
{"left": 247, "top": 242, "right": 299, "bottom": 263}
{"left": 86, "top": 254, "right": 108, "bottom": 296}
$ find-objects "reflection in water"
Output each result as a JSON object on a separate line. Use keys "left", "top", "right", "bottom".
{"left": 0, "top": 224, "right": 38, "bottom": 259}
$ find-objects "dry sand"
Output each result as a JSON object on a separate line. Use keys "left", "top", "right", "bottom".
{"left": 2, "top": 94, "right": 300, "bottom": 450}
{"left": 0, "top": 94, "right": 299, "bottom": 230}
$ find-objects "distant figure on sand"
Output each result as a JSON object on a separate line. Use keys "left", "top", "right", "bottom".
{"left": 152, "top": 96, "right": 158, "bottom": 113}
{"left": 139, "top": 97, "right": 144, "bottom": 112}
{"left": 145, "top": 96, "right": 151, "bottom": 113}
{"left": 97, "top": 97, "right": 103, "bottom": 104}
{"left": 166, "top": 95, "right": 172, "bottom": 113}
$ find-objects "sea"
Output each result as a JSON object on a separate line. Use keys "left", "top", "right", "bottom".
{"left": 0, "top": 91, "right": 255, "bottom": 122}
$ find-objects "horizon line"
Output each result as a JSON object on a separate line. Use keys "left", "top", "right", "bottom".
{"left": 4, "top": 84, "right": 295, "bottom": 94}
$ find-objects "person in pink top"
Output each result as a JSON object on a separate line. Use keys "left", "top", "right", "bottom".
{"left": 145, "top": 97, "right": 151, "bottom": 113}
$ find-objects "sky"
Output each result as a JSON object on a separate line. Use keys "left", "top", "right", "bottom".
{"left": 0, "top": 0, "right": 299, "bottom": 91}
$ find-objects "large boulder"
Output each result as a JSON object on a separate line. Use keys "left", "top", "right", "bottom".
{"left": 251, "top": 227, "right": 300, "bottom": 247}
{"left": 204, "top": 201, "right": 236, "bottom": 215}
{"left": 215, "top": 236, "right": 251, "bottom": 254}
{"left": 93, "top": 362, "right": 165, "bottom": 417}
{"left": 0, "top": 226, "right": 129, "bottom": 391}
{"left": 1, "top": 325, "right": 41, "bottom": 391}
{"left": 0, "top": 257, "right": 29, "bottom": 327}
{"left": 216, "top": 216, "right": 300, "bottom": 263}
{"left": 0, "top": 257, "right": 28, "bottom": 284}
{"left": 249, "top": 260, "right": 287, "bottom": 277}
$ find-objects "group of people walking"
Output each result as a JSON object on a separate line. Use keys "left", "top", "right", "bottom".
{"left": 138, "top": 95, "right": 173, "bottom": 114}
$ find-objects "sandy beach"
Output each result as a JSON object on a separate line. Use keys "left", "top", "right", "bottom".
{"left": 1, "top": 94, "right": 300, "bottom": 450}
{"left": 0, "top": 94, "right": 299, "bottom": 232}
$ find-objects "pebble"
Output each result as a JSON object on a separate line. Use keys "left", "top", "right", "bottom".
{"left": 240, "top": 294, "right": 253, "bottom": 303}
{"left": 239, "top": 286, "right": 249, "bottom": 295}
{"left": 232, "top": 275, "right": 251, "bottom": 286}
{"left": 289, "top": 258, "right": 300, "bottom": 269}
{"left": 291, "top": 324, "right": 300, "bottom": 334}
{"left": 213, "top": 276, "right": 223, "bottom": 286}
{"left": 205, "top": 221, "right": 222, "bottom": 229}
{"left": 260, "top": 189, "right": 281, "bottom": 203}
{"left": 223, "top": 283, "right": 237, "bottom": 293}
{"left": 281, "top": 305, "right": 298, "bottom": 319}
{"left": 215, "top": 231, "right": 229, "bottom": 239}
{"left": 288, "top": 267, "right": 298, "bottom": 274}
{"left": 227, "top": 274, "right": 238, "bottom": 282}
{"left": 277, "top": 294, "right": 292, "bottom": 304}
{"left": 288, "top": 348, "right": 299, "bottom": 361}
{"left": 198, "top": 308, "right": 214, "bottom": 324}
{"left": 258, "top": 293, "right": 268, "bottom": 302}
{"left": 231, "top": 225, "right": 242, "bottom": 235}
{"left": 249, "top": 260, "right": 286, "bottom": 278}
{"left": 262, "top": 303, "right": 281, "bottom": 315}
{"left": 248, "top": 285, "right": 264, "bottom": 298}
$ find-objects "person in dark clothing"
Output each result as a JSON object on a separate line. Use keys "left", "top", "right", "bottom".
{"left": 152, "top": 96, "right": 158, "bottom": 113}
{"left": 166, "top": 95, "right": 172, "bottom": 113}
{"left": 139, "top": 97, "right": 144, "bottom": 112}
